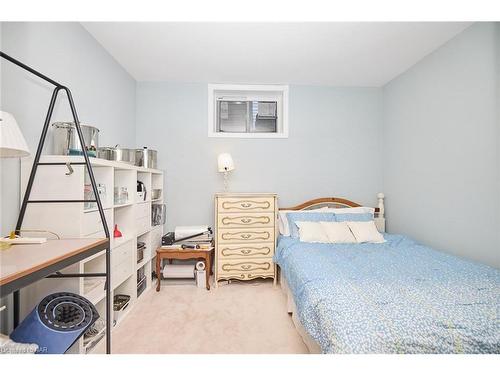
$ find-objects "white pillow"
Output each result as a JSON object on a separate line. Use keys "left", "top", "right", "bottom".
{"left": 346, "top": 221, "right": 386, "bottom": 243}
{"left": 320, "top": 221, "right": 357, "bottom": 243}
{"left": 295, "top": 221, "right": 330, "bottom": 243}
{"left": 278, "top": 208, "right": 324, "bottom": 236}
{"left": 322, "top": 206, "right": 375, "bottom": 215}
{"left": 278, "top": 207, "right": 375, "bottom": 236}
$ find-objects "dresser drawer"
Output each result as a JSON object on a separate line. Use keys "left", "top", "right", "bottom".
{"left": 218, "top": 257, "right": 274, "bottom": 274}
{"left": 217, "top": 268, "right": 275, "bottom": 281}
{"left": 112, "top": 240, "right": 134, "bottom": 268}
{"left": 217, "top": 228, "right": 274, "bottom": 243}
{"left": 217, "top": 196, "right": 275, "bottom": 212}
{"left": 217, "top": 212, "right": 274, "bottom": 228}
{"left": 82, "top": 209, "right": 112, "bottom": 236}
{"left": 218, "top": 243, "right": 274, "bottom": 258}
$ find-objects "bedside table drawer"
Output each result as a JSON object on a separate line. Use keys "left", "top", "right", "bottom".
{"left": 218, "top": 243, "right": 274, "bottom": 258}
{"left": 217, "top": 228, "right": 274, "bottom": 243}
{"left": 217, "top": 212, "right": 274, "bottom": 228}
{"left": 218, "top": 196, "right": 275, "bottom": 212}
{"left": 218, "top": 257, "right": 274, "bottom": 274}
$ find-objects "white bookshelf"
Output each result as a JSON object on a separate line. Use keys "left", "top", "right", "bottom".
{"left": 19, "top": 155, "right": 164, "bottom": 354}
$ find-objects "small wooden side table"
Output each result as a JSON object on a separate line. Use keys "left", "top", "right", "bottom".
{"left": 155, "top": 246, "right": 214, "bottom": 291}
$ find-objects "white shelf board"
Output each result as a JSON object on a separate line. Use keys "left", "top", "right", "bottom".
{"left": 83, "top": 206, "right": 113, "bottom": 213}
{"left": 83, "top": 280, "right": 106, "bottom": 305}
{"left": 137, "top": 166, "right": 163, "bottom": 174}
{"left": 137, "top": 228, "right": 152, "bottom": 237}
{"left": 113, "top": 201, "right": 134, "bottom": 209}
{"left": 136, "top": 259, "right": 148, "bottom": 271}
{"left": 113, "top": 236, "right": 134, "bottom": 248}
{"left": 113, "top": 305, "right": 133, "bottom": 329}
{"left": 35, "top": 155, "right": 163, "bottom": 174}
{"left": 83, "top": 326, "right": 106, "bottom": 352}
{"left": 137, "top": 285, "right": 151, "bottom": 300}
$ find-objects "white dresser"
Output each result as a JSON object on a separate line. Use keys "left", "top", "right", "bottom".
{"left": 214, "top": 193, "right": 278, "bottom": 286}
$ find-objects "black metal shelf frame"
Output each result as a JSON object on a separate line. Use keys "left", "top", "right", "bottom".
{"left": 0, "top": 51, "right": 112, "bottom": 354}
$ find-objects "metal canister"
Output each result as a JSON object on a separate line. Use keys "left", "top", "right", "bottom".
{"left": 52, "top": 122, "right": 99, "bottom": 157}
{"left": 135, "top": 147, "right": 157, "bottom": 169}
{"left": 97, "top": 146, "right": 136, "bottom": 165}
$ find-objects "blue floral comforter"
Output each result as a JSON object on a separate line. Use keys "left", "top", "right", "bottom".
{"left": 274, "top": 234, "right": 500, "bottom": 353}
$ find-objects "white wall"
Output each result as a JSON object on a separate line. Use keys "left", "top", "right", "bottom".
{"left": 136, "top": 83, "right": 383, "bottom": 230}
{"left": 0, "top": 22, "right": 137, "bottom": 236}
{"left": 382, "top": 23, "right": 500, "bottom": 268}
{"left": 2, "top": 22, "right": 497, "bottom": 271}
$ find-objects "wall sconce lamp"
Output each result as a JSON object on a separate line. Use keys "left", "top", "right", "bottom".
{"left": 217, "top": 153, "right": 235, "bottom": 192}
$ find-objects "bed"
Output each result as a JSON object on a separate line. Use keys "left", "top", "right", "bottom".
{"left": 275, "top": 196, "right": 500, "bottom": 354}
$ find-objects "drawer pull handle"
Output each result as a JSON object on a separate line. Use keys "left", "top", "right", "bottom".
{"left": 221, "top": 246, "right": 272, "bottom": 257}
{"left": 222, "top": 200, "right": 271, "bottom": 210}
{"left": 221, "top": 216, "right": 270, "bottom": 226}
{"left": 221, "top": 261, "right": 271, "bottom": 272}
{"left": 221, "top": 231, "right": 271, "bottom": 241}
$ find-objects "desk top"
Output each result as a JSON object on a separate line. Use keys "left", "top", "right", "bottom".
{"left": 0, "top": 238, "right": 108, "bottom": 289}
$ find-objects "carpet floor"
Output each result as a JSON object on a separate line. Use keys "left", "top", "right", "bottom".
{"left": 107, "top": 279, "right": 309, "bottom": 354}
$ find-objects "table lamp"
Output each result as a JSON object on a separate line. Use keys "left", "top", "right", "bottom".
{"left": 0, "top": 111, "right": 30, "bottom": 158}
{"left": 217, "top": 153, "right": 235, "bottom": 191}
{"left": 0, "top": 111, "right": 31, "bottom": 249}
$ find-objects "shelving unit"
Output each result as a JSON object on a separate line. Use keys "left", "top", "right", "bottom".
{"left": 19, "top": 155, "right": 164, "bottom": 354}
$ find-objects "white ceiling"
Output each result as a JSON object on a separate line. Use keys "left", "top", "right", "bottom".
{"left": 82, "top": 22, "right": 472, "bottom": 87}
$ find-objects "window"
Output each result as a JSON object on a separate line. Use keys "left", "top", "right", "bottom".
{"left": 208, "top": 84, "right": 289, "bottom": 138}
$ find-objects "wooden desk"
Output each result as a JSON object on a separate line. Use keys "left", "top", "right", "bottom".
{"left": 155, "top": 246, "right": 214, "bottom": 291}
{"left": 0, "top": 238, "right": 109, "bottom": 297}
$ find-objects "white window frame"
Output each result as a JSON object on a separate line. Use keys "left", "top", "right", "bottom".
{"left": 208, "top": 83, "right": 289, "bottom": 138}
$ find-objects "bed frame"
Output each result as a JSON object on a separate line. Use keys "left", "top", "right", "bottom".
{"left": 277, "top": 193, "right": 385, "bottom": 354}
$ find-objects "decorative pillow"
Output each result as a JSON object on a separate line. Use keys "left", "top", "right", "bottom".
{"left": 295, "top": 221, "right": 330, "bottom": 243}
{"left": 278, "top": 208, "right": 325, "bottom": 236}
{"left": 346, "top": 221, "right": 385, "bottom": 243}
{"left": 286, "top": 212, "right": 336, "bottom": 238}
{"left": 320, "top": 221, "right": 357, "bottom": 243}
{"left": 334, "top": 212, "right": 373, "bottom": 222}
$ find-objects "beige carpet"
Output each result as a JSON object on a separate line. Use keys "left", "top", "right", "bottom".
{"left": 108, "top": 279, "right": 309, "bottom": 354}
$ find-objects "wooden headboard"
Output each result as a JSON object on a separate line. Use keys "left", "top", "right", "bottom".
{"left": 279, "top": 193, "right": 386, "bottom": 231}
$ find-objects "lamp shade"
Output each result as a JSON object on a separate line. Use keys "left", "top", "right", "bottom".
{"left": 0, "top": 111, "right": 30, "bottom": 158}
{"left": 217, "top": 153, "right": 235, "bottom": 172}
